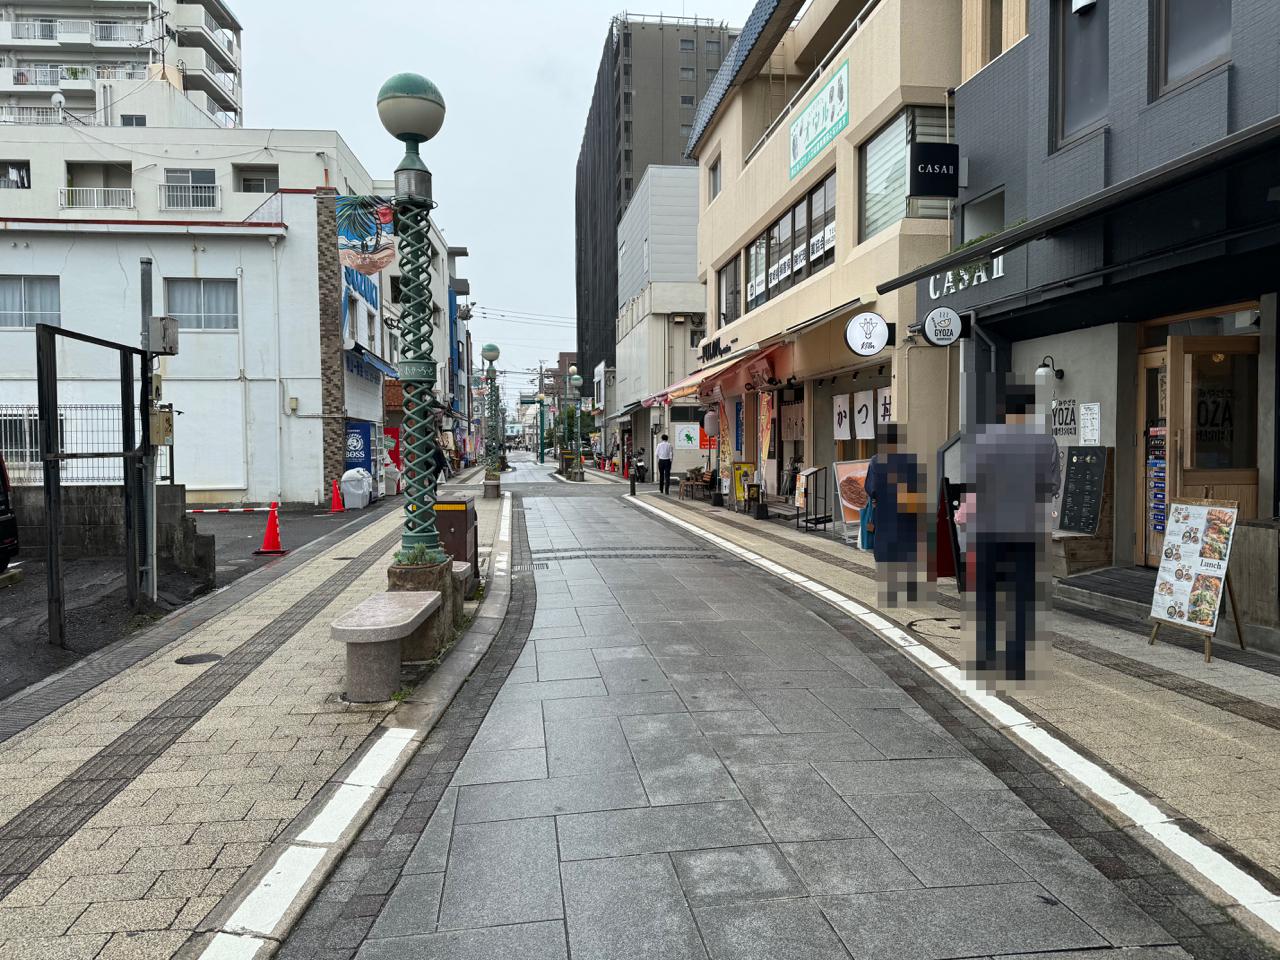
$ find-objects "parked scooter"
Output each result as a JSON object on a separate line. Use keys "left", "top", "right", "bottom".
{"left": 633, "top": 448, "right": 648, "bottom": 484}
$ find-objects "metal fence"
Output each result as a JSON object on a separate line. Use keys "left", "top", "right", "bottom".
{"left": 0, "top": 404, "right": 169, "bottom": 485}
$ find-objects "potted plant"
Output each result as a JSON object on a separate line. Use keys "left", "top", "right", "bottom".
{"left": 386, "top": 543, "right": 454, "bottom": 660}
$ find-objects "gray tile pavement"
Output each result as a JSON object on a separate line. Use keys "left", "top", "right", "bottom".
{"left": 344, "top": 494, "right": 1252, "bottom": 960}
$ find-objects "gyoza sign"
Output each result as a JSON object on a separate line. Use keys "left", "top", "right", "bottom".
{"left": 921, "top": 306, "right": 963, "bottom": 347}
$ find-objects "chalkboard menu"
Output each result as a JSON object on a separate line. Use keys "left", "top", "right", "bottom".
{"left": 1059, "top": 446, "right": 1108, "bottom": 534}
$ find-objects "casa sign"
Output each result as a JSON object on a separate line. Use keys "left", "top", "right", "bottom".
{"left": 845, "top": 312, "right": 890, "bottom": 357}
{"left": 928, "top": 255, "right": 1006, "bottom": 300}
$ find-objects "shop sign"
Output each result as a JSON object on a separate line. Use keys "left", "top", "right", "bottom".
{"left": 792, "top": 243, "right": 807, "bottom": 274}
{"left": 920, "top": 306, "right": 964, "bottom": 347}
{"left": 833, "top": 394, "right": 851, "bottom": 440}
{"left": 734, "top": 400, "right": 744, "bottom": 454}
{"left": 908, "top": 142, "right": 960, "bottom": 199}
{"left": 701, "top": 336, "right": 733, "bottom": 363}
{"left": 853, "top": 390, "right": 875, "bottom": 440}
{"left": 845, "top": 312, "right": 890, "bottom": 357}
{"left": 928, "top": 256, "right": 1005, "bottom": 301}
{"left": 674, "top": 423, "right": 700, "bottom": 450}
{"left": 1052, "top": 398, "right": 1078, "bottom": 438}
{"left": 789, "top": 61, "right": 849, "bottom": 179}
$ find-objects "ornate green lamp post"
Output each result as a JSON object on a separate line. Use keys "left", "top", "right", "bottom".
{"left": 481, "top": 343, "right": 500, "bottom": 467}
{"left": 570, "top": 372, "right": 584, "bottom": 480}
{"left": 378, "top": 73, "right": 446, "bottom": 554}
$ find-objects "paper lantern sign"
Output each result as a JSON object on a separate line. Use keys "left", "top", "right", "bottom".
{"left": 703, "top": 409, "right": 720, "bottom": 438}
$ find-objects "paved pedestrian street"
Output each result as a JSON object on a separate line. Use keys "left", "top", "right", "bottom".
{"left": 297, "top": 486, "right": 1277, "bottom": 960}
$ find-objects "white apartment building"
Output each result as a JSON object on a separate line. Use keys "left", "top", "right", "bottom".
{"left": 612, "top": 165, "right": 707, "bottom": 472}
{"left": 0, "top": 123, "right": 458, "bottom": 505}
{"left": 0, "top": 0, "right": 242, "bottom": 130}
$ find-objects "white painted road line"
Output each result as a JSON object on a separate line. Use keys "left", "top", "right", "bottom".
{"left": 200, "top": 932, "right": 268, "bottom": 960}
{"left": 346, "top": 727, "right": 415, "bottom": 788}
{"left": 226, "top": 845, "right": 326, "bottom": 937}
{"left": 628, "top": 495, "right": 1280, "bottom": 933}
{"left": 295, "top": 783, "right": 376, "bottom": 845}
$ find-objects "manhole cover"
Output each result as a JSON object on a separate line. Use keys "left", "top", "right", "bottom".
{"left": 176, "top": 653, "right": 222, "bottom": 666}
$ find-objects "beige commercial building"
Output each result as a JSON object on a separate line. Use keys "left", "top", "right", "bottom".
{"left": 683, "top": 0, "right": 962, "bottom": 514}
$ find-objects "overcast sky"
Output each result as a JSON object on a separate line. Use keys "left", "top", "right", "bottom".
{"left": 241, "top": 0, "right": 752, "bottom": 398}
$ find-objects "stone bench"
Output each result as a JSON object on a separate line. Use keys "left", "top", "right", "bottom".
{"left": 333, "top": 591, "right": 443, "bottom": 703}
{"left": 451, "top": 561, "right": 476, "bottom": 626}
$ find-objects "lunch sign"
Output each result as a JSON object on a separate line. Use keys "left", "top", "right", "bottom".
{"left": 1149, "top": 498, "right": 1241, "bottom": 649}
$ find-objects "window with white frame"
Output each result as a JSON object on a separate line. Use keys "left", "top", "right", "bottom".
{"left": 235, "top": 164, "right": 279, "bottom": 193}
{"left": 0, "top": 276, "right": 60, "bottom": 328}
{"left": 165, "top": 278, "right": 238, "bottom": 330}
{"left": 708, "top": 156, "right": 721, "bottom": 200}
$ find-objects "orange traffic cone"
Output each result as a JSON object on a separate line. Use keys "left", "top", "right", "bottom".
{"left": 330, "top": 479, "right": 345, "bottom": 514}
{"left": 253, "top": 502, "right": 288, "bottom": 556}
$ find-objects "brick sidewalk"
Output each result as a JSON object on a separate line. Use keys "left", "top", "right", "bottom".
{"left": 0, "top": 491, "right": 503, "bottom": 959}
{"left": 642, "top": 494, "right": 1280, "bottom": 904}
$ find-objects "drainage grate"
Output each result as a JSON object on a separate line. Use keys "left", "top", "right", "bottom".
{"left": 175, "top": 654, "right": 222, "bottom": 666}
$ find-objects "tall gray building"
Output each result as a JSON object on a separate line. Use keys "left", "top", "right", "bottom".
{"left": 575, "top": 13, "right": 736, "bottom": 392}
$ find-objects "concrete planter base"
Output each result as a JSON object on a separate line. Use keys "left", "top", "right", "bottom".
{"left": 387, "top": 560, "right": 453, "bottom": 660}
{"left": 483, "top": 480, "right": 501, "bottom": 499}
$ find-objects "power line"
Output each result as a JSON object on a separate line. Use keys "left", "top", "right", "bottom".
{"left": 476, "top": 306, "right": 577, "bottom": 322}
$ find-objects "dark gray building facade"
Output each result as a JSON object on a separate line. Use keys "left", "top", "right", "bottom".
{"left": 883, "top": 0, "right": 1280, "bottom": 582}
{"left": 575, "top": 14, "right": 735, "bottom": 392}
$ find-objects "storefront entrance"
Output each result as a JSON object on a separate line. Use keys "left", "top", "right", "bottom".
{"left": 1136, "top": 306, "right": 1261, "bottom": 567}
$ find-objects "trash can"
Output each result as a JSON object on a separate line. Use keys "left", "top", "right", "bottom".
{"left": 341, "top": 468, "right": 373, "bottom": 510}
{"left": 434, "top": 495, "right": 479, "bottom": 581}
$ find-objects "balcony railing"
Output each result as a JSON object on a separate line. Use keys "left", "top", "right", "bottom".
{"left": 158, "top": 183, "right": 221, "bottom": 211}
{"left": 94, "top": 22, "right": 144, "bottom": 43}
{"left": 13, "top": 65, "right": 94, "bottom": 85}
{"left": 10, "top": 19, "right": 144, "bottom": 42}
{"left": 60, "top": 186, "right": 135, "bottom": 209}
{"left": 96, "top": 64, "right": 148, "bottom": 80}
{"left": 204, "top": 10, "right": 236, "bottom": 54}
{"left": 0, "top": 105, "right": 100, "bottom": 125}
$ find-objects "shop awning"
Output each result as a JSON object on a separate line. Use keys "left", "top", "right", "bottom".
{"left": 876, "top": 113, "right": 1280, "bottom": 296}
{"left": 349, "top": 343, "right": 399, "bottom": 379}
{"left": 610, "top": 401, "right": 643, "bottom": 422}
{"left": 643, "top": 347, "right": 763, "bottom": 407}
{"left": 760, "top": 297, "right": 862, "bottom": 348}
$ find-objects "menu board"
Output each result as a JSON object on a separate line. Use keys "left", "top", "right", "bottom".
{"left": 796, "top": 467, "right": 821, "bottom": 510}
{"left": 834, "top": 460, "right": 871, "bottom": 526}
{"left": 1150, "top": 499, "right": 1239, "bottom": 635}
{"left": 1146, "top": 428, "right": 1168, "bottom": 537}
{"left": 1059, "top": 446, "right": 1107, "bottom": 534}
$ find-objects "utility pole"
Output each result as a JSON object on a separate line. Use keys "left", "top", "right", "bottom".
{"left": 139, "top": 259, "right": 157, "bottom": 602}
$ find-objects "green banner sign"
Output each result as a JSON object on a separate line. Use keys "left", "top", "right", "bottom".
{"left": 789, "top": 61, "right": 849, "bottom": 179}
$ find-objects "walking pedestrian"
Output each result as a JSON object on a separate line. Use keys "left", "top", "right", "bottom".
{"left": 959, "top": 383, "right": 1059, "bottom": 682}
{"left": 655, "top": 434, "right": 674, "bottom": 494}
{"left": 863, "top": 424, "right": 924, "bottom": 606}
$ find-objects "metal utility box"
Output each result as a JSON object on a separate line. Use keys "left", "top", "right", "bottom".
{"left": 434, "top": 495, "right": 479, "bottom": 582}
{"left": 148, "top": 316, "right": 179, "bottom": 356}
{"left": 149, "top": 406, "right": 174, "bottom": 446}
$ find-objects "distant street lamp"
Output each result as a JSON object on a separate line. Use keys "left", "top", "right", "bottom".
{"left": 481, "top": 343, "right": 501, "bottom": 466}
{"left": 570, "top": 372, "right": 584, "bottom": 481}
{"left": 377, "top": 72, "right": 446, "bottom": 554}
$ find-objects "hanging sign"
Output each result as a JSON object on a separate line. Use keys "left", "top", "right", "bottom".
{"left": 853, "top": 390, "right": 875, "bottom": 440}
{"left": 833, "top": 394, "right": 851, "bottom": 440}
{"left": 920, "top": 306, "right": 964, "bottom": 347}
{"left": 908, "top": 142, "right": 960, "bottom": 199}
{"left": 1150, "top": 499, "right": 1239, "bottom": 636}
{"left": 845, "top": 312, "right": 890, "bottom": 357}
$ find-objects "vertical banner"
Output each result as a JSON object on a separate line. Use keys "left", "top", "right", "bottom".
{"left": 875, "top": 387, "right": 893, "bottom": 426}
{"left": 853, "top": 390, "right": 875, "bottom": 440}
{"left": 719, "top": 401, "right": 733, "bottom": 487}
{"left": 734, "top": 400, "right": 744, "bottom": 455}
{"left": 336, "top": 195, "right": 397, "bottom": 275}
{"left": 759, "top": 393, "right": 775, "bottom": 470}
{"left": 833, "top": 394, "right": 851, "bottom": 440}
{"left": 344, "top": 420, "right": 374, "bottom": 472}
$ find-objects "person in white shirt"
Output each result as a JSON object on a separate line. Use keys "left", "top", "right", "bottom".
{"left": 655, "top": 434, "right": 674, "bottom": 494}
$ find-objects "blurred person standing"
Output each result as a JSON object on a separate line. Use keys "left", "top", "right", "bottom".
{"left": 863, "top": 424, "right": 925, "bottom": 606}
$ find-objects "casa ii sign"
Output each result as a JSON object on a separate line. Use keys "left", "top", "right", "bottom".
{"left": 927, "top": 255, "right": 1006, "bottom": 300}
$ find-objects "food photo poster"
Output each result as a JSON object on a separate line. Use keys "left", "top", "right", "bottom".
{"left": 1150, "top": 501, "right": 1238, "bottom": 634}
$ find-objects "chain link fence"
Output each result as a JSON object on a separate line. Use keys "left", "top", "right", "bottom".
{"left": 0, "top": 404, "right": 170, "bottom": 485}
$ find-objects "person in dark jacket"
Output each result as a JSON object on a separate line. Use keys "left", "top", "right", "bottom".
{"left": 863, "top": 424, "right": 924, "bottom": 607}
